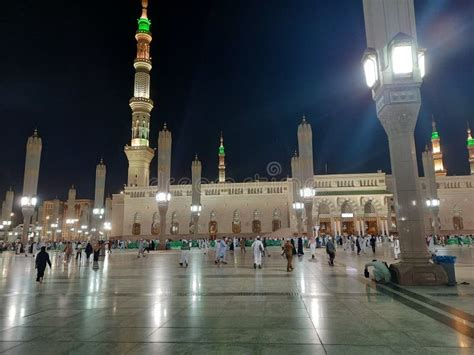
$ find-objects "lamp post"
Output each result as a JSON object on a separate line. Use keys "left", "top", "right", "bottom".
{"left": 21, "top": 196, "right": 37, "bottom": 242}
{"left": 156, "top": 191, "right": 171, "bottom": 245}
{"left": 362, "top": 0, "right": 446, "bottom": 285}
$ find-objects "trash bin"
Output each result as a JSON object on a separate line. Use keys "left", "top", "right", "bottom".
{"left": 433, "top": 256, "right": 457, "bottom": 286}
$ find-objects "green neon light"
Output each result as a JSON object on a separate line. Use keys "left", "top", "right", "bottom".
{"left": 219, "top": 146, "right": 225, "bottom": 155}
{"left": 468, "top": 138, "right": 474, "bottom": 148}
{"left": 431, "top": 131, "right": 439, "bottom": 140}
{"left": 137, "top": 18, "right": 151, "bottom": 32}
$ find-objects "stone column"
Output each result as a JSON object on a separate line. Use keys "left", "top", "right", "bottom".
{"left": 362, "top": 0, "right": 446, "bottom": 285}
{"left": 191, "top": 155, "right": 202, "bottom": 238}
{"left": 21, "top": 130, "right": 42, "bottom": 244}
{"left": 157, "top": 124, "right": 172, "bottom": 249}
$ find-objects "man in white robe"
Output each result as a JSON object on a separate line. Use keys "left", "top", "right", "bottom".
{"left": 251, "top": 236, "right": 264, "bottom": 269}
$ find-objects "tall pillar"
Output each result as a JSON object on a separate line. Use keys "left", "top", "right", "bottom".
{"left": 1, "top": 188, "right": 14, "bottom": 228}
{"left": 65, "top": 185, "right": 77, "bottom": 240}
{"left": 124, "top": 0, "right": 155, "bottom": 187}
{"left": 21, "top": 130, "right": 42, "bottom": 244}
{"left": 290, "top": 151, "right": 303, "bottom": 234}
{"left": 156, "top": 123, "right": 172, "bottom": 249}
{"left": 297, "top": 117, "right": 315, "bottom": 235}
{"left": 422, "top": 147, "right": 440, "bottom": 235}
{"left": 191, "top": 155, "right": 202, "bottom": 238}
{"left": 93, "top": 159, "right": 107, "bottom": 229}
{"left": 362, "top": 0, "right": 446, "bottom": 284}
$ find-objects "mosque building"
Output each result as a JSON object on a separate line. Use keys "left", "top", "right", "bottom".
{"left": 108, "top": 0, "right": 474, "bottom": 243}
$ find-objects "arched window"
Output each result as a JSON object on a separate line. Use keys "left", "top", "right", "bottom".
{"left": 232, "top": 210, "right": 241, "bottom": 234}
{"left": 170, "top": 212, "right": 179, "bottom": 235}
{"left": 272, "top": 208, "right": 281, "bottom": 232}
{"left": 252, "top": 209, "right": 261, "bottom": 233}
{"left": 453, "top": 216, "right": 463, "bottom": 230}
{"left": 132, "top": 212, "right": 141, "bottom": 235}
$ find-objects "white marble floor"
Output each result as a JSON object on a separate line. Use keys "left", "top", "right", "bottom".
{"left": 0, "top": 244, "right": 472, "bottom": 354}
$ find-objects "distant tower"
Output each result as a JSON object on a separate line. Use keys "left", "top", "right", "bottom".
{"left": 431, "top": 118, "right": 446, "bottom": 176}
{"left": 21, "top": 129, "right": 42, "bottom": 243}
{"left": 297, "top": 116, "right": 315, "bottom": 235}
{"left": 124, "top": 0, "right": 155, "bottom": 187}
{"left": 66, "top": 185, "right": 77, "bottom": 233}
{"left": 191, "top": 155, "right": 202, "bottom": 236}
{"left": 218, "top": 133, "right": 226, "bottom": 183}
{"left": 291, "top": 151, "right": 303, "bottom": 235}
{"left": 94, "top": 159, "right": 106, "bottom": 211}
{"left": 157, "top": 123, "right": 172, "bottom": 246}
{"left": 422, "top": 146, "right": 439, "bottom": 234}
{"left": 467, "top": 123, "right": 474, "bottom": 175}
{"left": 1, "top": 188, "right": 14, "bottom": 226}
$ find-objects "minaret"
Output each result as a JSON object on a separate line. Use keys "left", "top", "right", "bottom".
{"left": 21, "top": 129, "right": 42, "bottom": 243}
{"left": 431, "top": 118, "right": 446, "bottom": 176}
{"left": 297, "top": 116, "right": 315, "bottom": 235}
{"left": 157, "top": 123, "right": 172, "bottom": 247}
{"left": 1, "top": 188, "right": 14, "bottom": 226}
{"left": 94, "top": 159, "right": 106, "bottom": 211}
{"left": 218, "top": 133, "right": 226, "bottom": 183}
{"left": 191, "top": 155, "right": 202, "bottom": 237}
{"left": 467, "top": 123, "right": 474, "bottom": 175}
{"left": 66, "top": 185, "right": 77, "bottom": 238}
{"left": 124, "top": 0, "right": 155, "bottom": 187}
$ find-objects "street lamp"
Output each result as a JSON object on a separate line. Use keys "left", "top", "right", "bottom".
{"left": 425, "top": 198, "right": 440, "bottom": 207}
{"left": 20, "top": 196, "right": 37, "bottom": 207}
{"left": 190, "top": 205, "right": 202, "bottom": 215}
{"left": 292, "top": 202, "right": 304, "bottom": 210}
{"left": 299, "top": 187, "right": 315, "bottom": 199}
{"left": 362, "top": 49, "right": 378, "bottom": 88}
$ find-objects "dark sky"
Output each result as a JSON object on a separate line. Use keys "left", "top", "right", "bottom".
{"left": 1, "top": 0, "right": 473, "bottom": 202}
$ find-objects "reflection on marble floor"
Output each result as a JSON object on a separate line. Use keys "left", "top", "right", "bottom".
{"left": 0, "top": 245, "right": 473, "bottom": 354}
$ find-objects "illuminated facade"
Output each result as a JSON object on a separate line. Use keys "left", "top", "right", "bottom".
{"left": 110, "top": 1, "right": 474, "bottom": 240}
{"left": 467, "top": 124, "right": 474, "bottom": 175}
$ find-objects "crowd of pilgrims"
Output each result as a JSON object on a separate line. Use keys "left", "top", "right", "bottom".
{"left": 0, "top": 232, "right": 470, "bottom": 283}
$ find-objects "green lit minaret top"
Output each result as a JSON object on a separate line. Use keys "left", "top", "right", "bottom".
{"left": 137, "top": 0, "right": 151, "bottom": 32}
{"left": 467, "top": 123, "right": 474, "bottom": 148}
{"left": 431, "top": 119, "right": 439, "bottom": 140}
{"left": 219, "top": 133, "right": 225, "bottom": 155}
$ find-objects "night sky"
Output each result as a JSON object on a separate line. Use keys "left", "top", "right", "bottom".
{"left": 1, "top": 0, "right": 473, "bottom": 203}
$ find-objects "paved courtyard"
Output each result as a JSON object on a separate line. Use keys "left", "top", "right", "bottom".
{"left": 0, "top": 244, "right": 473, "bottom": 354}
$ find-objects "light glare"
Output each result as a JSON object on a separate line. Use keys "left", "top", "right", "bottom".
{"left": 392, "top": 45, "right": 413, "bottom": 74}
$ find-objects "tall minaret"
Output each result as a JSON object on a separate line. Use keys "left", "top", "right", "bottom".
{"left": 124, "top": 0, "right": 155, "bottom": 187}
{"left": 21, "top": 129, "right": 42, "bottom": 243}
{"left": 297, "top": 116, "right": 315, "bottom": 235}
{"left": 94, "top": 159, "right": 106, "bottom": 211}
{"left": 467, "top": 123, "right": 474, "bottom": 175}
{"left": 62, "top": 185, "right": 77, "bottom": 239}
{"left": 218, "top": 133, "right": 226, "bottom": 183}
{"left": 191, "top": 155, "right": 202, "bottom": 237}
{"left": 157, "top": 123, "right": 172, "bottom": 246}
{"left": 1, "top": 188, "right": 14, "bottom": 226}
{"left": 431, "top": 118, "right": 446, "bottom": 176}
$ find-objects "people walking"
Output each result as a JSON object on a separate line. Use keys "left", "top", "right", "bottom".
{"left": 35, "top": 246, "right": 52, "bottom": 283}
{"left": 283, "top": 239, "right": 294, "bottom": 272}
{"left": 85, "top": 242, "right": 93, "bottom": 264}
{"left": 297, "top": 236, "right": 304, "bottom": 256}
{"left": 309, "top": 236, "right": 317, "bottom": 260}
{"left": 326, "top": 237, "right": 336, "bottom": 266}
{"left": 393, "top": 236, "right": 400, "bottom": 260}
{"left": 180, "top": 239, "right": 190, "bottom": 267}
{"left": 240, "top": 238, "right": 246, "bottom": 254}
{"left": 76, "top": 241, "right": 83, "bottom": 262}
{"left": 356, "top": 236, "right": 362, "bottom": 255}
{"left": 370, "top": 235, "right": 376, "bottom": 254}
{"left": 64, "top": 242, "right": 73, "bottom": 263}
{"left": 92, "top": 242, "right": 101, "bottom": 269}
{"left": 251, "top": 236, "right": 264, "bottom": 269}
